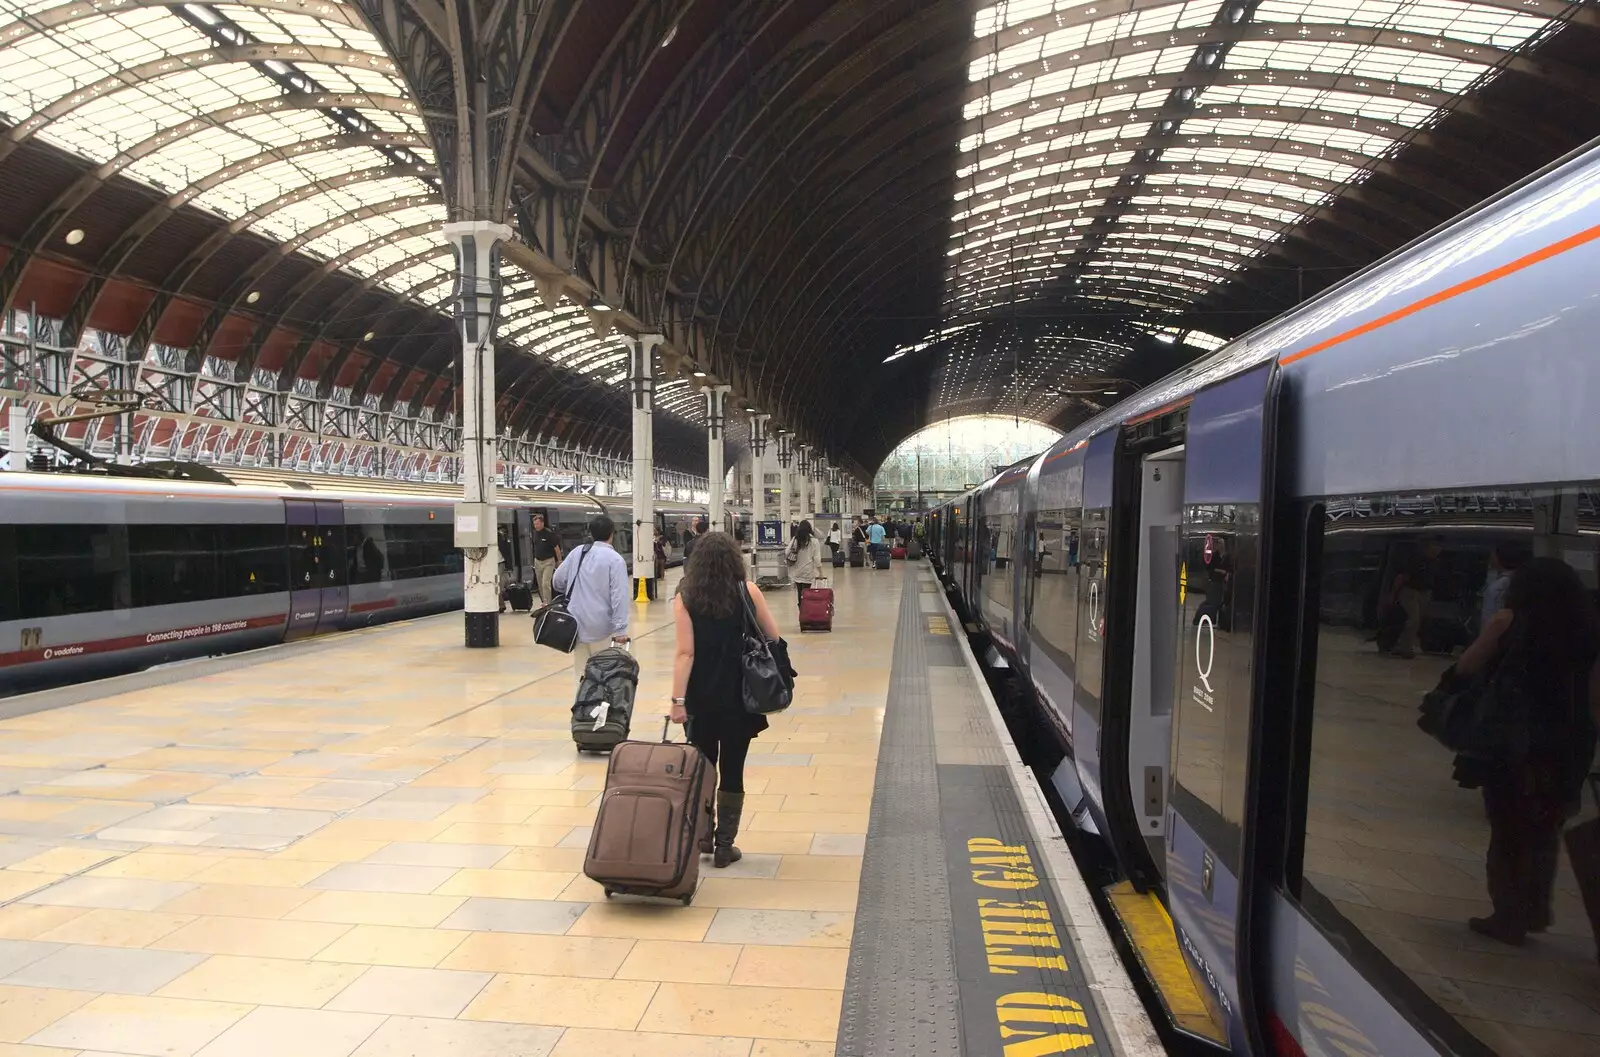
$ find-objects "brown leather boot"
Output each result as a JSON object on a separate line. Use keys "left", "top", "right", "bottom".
{"left": 713, "top": 791, "right": 744, "bottom": 868}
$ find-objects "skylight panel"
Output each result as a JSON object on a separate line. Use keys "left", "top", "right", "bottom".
{"left": 1162, "top": 145, "right": 1361, "bottom": 183}
{"left": 1253, "top": 0, "right": 1548, "bottom": 50}
{"left": 1196, "top": 83, "right": 1436, "bottom": 127}
{"left": 1227, "top": 40, "right": 1488, "bottom": 93}
{"left": 1181, "top": 116, "right": 1395, "bottom": 158}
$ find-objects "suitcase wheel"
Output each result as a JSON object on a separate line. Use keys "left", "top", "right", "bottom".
{"left": 603, "top": 888, "right": 615, "bottom": 899}
{"left": 680, "top": 893, "right": 694, "bottom": 906}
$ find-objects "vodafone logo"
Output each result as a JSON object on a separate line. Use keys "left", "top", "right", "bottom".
{"left": 42, "top": 645, "right": 83, "bottom": 661}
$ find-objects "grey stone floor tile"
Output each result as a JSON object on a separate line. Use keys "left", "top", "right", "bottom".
{"left": 744, "top": 754, "right": 814, "bottom": 767}
{"left": 347, "top": 800, "right": 454, "bottom": 822}
{"left": 324, "top": 966, "right": 493, "bottom": 1018}
{"left": 555, "top": 826, "right": 591, "bottom": 849}
{"left": 195, "top": 1006, "right": 386, "bottom": 1057}
{"left": 28, "top": 994, "right": 249, "bottom": 1057}
{"left": 349, "top": 1017, "right": 563, "bottom": 1057}
{"left": 8, "top": 944, "right": 206, "bottom": 994}
{"left": 22, "top": 876, "right": 195, "bottom": 911}
{"left": 437, "top": 897, "right": 588, "bottom": 935}
{"left": 810, "top": 833, "right": 867, "bottom": 856}
{"left": 0, "top": 939, "right": 64, "bottom": 976}
{"left": 309, "top": 864, "right": 459, "bottom": 895}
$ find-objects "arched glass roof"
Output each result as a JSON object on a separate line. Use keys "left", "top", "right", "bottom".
{"left": 875, "top": 414, "right": 1063, "bottom": 498}
{"left": 0, "top": 0, "right": 444, "bottom": 294}
{"left": 0, "top": 0, "right": 695, "bottom": 406}
{"left": 946, "top": 0, "right": 1568, "bottom": 317}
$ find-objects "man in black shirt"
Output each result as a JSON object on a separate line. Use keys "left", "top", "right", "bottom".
{"left": 531, "top": 514, "right": 562, "bottom": 603}
{"left": 682, "top": 517, "right": 707, "bottom": 562}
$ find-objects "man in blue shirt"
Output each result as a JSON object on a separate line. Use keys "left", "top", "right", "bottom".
{"left": 866, "top": 518, "right": 886, "bottom": 567}
{"left": 552, "top": 514, "right": 631, "bottom": 679}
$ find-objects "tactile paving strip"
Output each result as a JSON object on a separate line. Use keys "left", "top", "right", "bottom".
{"left": 837, "top": 565, "right": 1112, "bottom": 1057}
{"left": 837, "top": 566, "right": 964, "bottom": 1057}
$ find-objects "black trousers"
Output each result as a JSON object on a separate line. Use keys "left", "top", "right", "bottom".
{"left": 1483, "top": 775, "right": 1564, "bottom": 930}
{"left": 794, "top": 581, "right": 811, "bottom": 607}
{"left": 687, "top": 728, "right": 753, "bottom": 794}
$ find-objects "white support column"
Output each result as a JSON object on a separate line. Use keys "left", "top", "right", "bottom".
{"left": 631, "top": 334, "right": 663, "bottom": 600}
{"left": 775, "top": 430, "right": 794, "bottom": 540}
{"left": 794, "top": 445, "right": 808, "bottom": 526}
{"left": 444, "top": 220, "right": 512, "bottom": 648}
{"left": 702, "top": 384, "right": 730, "bottom": 533}
{"left": 748, "top": 414, "right": 769, "bottom": 577}
{"left": 7, "top": 404, "right": 29, "bottom": 471}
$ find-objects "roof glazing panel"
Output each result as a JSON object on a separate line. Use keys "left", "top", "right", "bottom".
{"left": 943, "top": 0, "right": 1560, "bottom": 326}
{"left": 0, "top": 0, "right": 441, "bottom": 301}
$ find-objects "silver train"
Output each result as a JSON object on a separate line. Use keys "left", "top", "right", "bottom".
{"left": 929, "top": 140, "right": 1600, "bottom": 1056}
{"left": 0, "top": 471, "right": 703, "bottom": 695}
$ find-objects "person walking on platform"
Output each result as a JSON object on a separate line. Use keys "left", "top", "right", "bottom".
{"left": 668, "top": 531, "right": 781, "bottom": 868}
{"left": 531, "top": 514, "right": 562, "bottom": 604}
{"left": 552, "top": 514, "right": 630, "bottom": 682}
{"left": 866, "top": 517, "right": 887, "bottom": 567}
{"left": 683, "top": 517, "right": 708, "bottom": 562}
{"left": 826, "top": 522, "right": 843, "bottom": 562}
{"left": 786, "top": 520, "right": 823, "bottom": 607}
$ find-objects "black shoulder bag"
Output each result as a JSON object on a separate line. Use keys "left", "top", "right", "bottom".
{"left": 1417, "top": 619, "right": 1535, "bottom": 762}
{"left": 533, "top": 544, "right": 590, "bottom": 654}
{"left": 739, "top": 584, "right": 795, "bottom": 715}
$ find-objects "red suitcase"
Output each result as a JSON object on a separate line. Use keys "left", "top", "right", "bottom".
{"left": 891, "top": 545, "right": 907, "bottom": 560}
{"left": 799, "top": 581, "right": 834, "bottom": 632}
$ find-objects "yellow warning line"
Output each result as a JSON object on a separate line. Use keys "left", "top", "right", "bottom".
{"left": 927, "top": 615, "right": 951, "bottom": 636}
{"left": 1104, "top": 881, "right": 1228, "bottom": 1045}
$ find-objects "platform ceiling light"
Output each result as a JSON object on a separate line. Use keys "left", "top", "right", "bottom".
{"left": 362, "top": 331, "right": 375, "bottom": 342}
{"left": 245, "top": 291, "right": 262, "bottom": 304}
{"left": 64, "top": 229, "right": 85, "bottom": 246}
{"left": 660, "top": 22, "right": 678, "bottom": 48}
{"left": 588, "top": 294, "right": 610, "bottom": 311}
{"left": 692, "top": 370, "right": 707, "bottom": 378}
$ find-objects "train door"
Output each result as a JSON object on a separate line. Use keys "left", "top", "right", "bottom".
{"left": 285, "top": 499, "right": 346, "bottom": 639}
{"left": 1072, "top": 430, "right": 1115, "bottom": 836}
{"left": 1165, "top": 361, "right": 1280, "bottom": 1052}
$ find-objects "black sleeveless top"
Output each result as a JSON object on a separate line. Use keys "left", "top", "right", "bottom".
{"left": 683, "top": 586, "right": 769, "bottom": 740}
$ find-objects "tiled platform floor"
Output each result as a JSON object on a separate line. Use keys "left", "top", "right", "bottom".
{"left": 0, "top": 563, "right": 903, "bottom": 1056}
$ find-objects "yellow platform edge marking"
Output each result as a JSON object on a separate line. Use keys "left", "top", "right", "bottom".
{"left": 1104, "top": 881, "right": 1228, "bottom": 1045}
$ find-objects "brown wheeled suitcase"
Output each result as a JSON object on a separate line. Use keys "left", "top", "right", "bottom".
{"left": 584, "top": 721, "right": 714, "bottom": 904}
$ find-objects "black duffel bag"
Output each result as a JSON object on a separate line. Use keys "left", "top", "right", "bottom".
{"left": 533, "top": 545, "right": 590, "bottom": 653}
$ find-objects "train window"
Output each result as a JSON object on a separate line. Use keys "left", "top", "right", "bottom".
{"left": 1171, "top": 503, "right": 1260, "bottom": 860}
{"left": 1293, "top": 485, "right": 1600, "bottom": 1056}
{"left": 383, "top": 523, "right": 458, "bottom": 580}
{"left": 346, "top": 524, "right": 389, "bottom": 584}
{"left": 129, "top": 524, "right": 221, "bottom": 608}
{"left": 217, "top": 524, "right": 288, "bottom": 595}
{"left": 1074, "top": 509, "right": 1110, "bottom": 726}
{"left": 16, "top": 524, "right": 130, "bottom": 617}
{"left": 1032, "top": 466, "right": 1084, "bottom": 675}
{"left": 982, "top": 503, "right": 1017, "bottom": 620}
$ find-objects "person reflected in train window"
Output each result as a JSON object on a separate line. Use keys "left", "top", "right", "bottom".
{"left": 530, "top": 514, "right": 562, "bottom": 604}
{"left": 1384, "top": 535, "right": 1444, "bottom": 659}
{"left": 361, "top": 535, "right": 384, "bottom": 584}
{"left": 1481, "top": 543, "right": 1520, "bottom": 635}
{"left": 1446, "top": 557, "right": 1600, "bottom": 946}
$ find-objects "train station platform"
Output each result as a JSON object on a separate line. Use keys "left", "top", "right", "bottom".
{"left": 0, "top": 563, "right": 1155, "bottom": 1057}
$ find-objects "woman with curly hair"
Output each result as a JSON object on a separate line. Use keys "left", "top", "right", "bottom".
{"left": 669, "top": 531, "right": 781, "bottom": 867}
